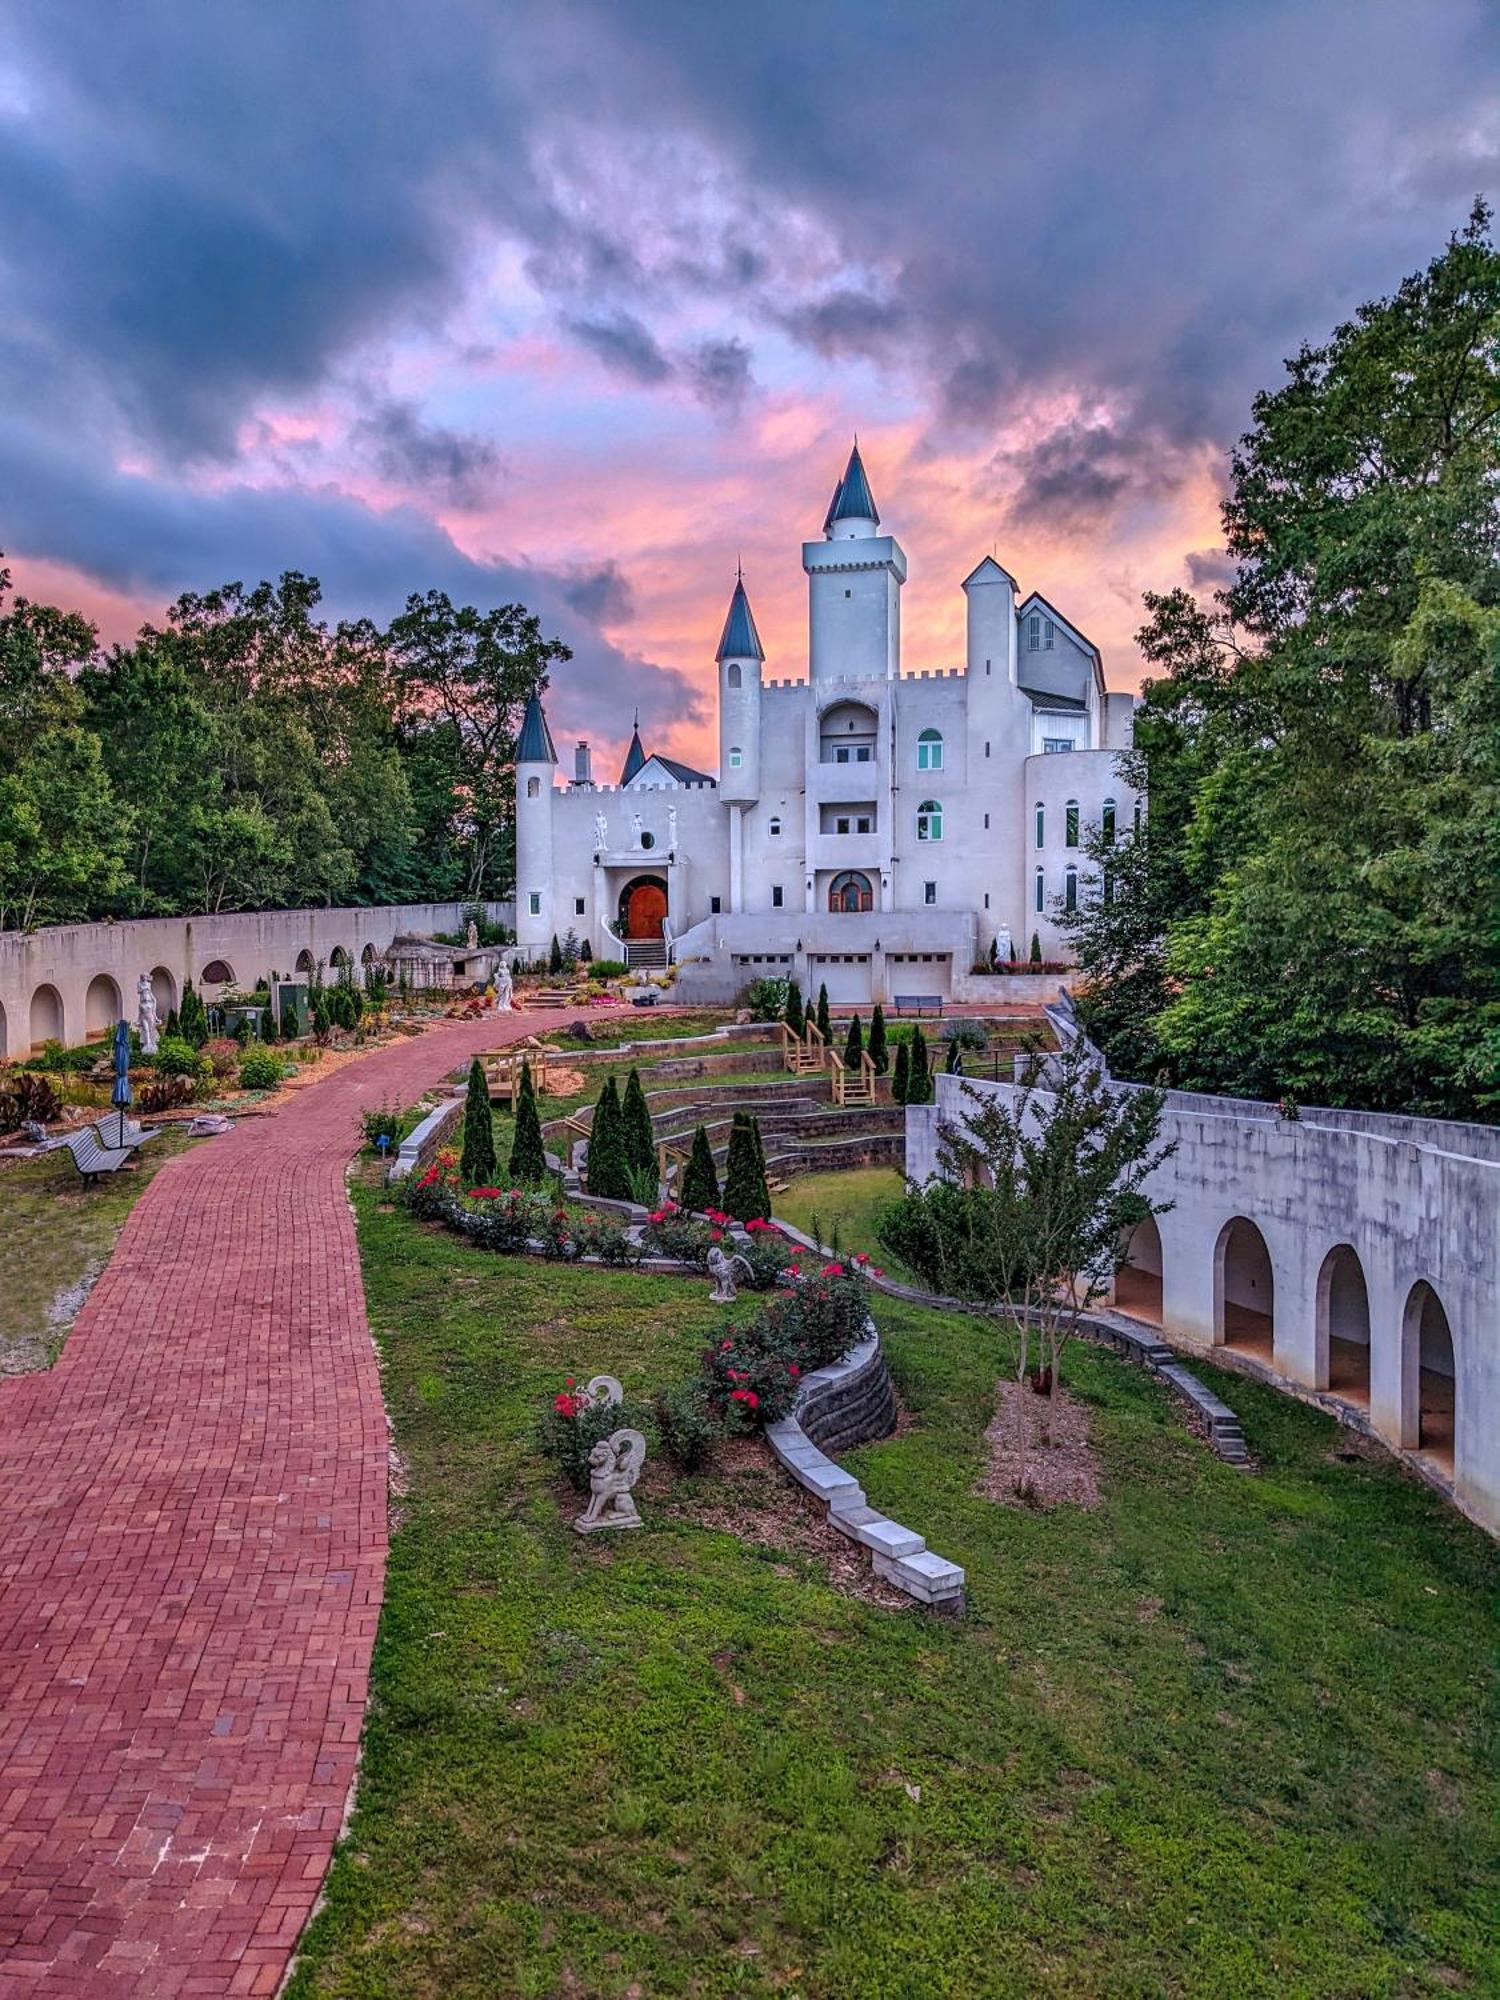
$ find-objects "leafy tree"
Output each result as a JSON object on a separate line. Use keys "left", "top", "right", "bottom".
{"left": 460, "top": 1057, "right": 497, "bottom": 1188}
{"left": 585, "top": 1076, "right": 631, "bottom": 1200}
{"left": 843, "top": 1013, "right": 864, "bottom": 1069}
{"left": 722, "top": 1111, "right": 771, "bottom": 1222}
{"left": 784, "top": 980, "right": 805, "bottom": 1036}
{"left": 815, "top": 982, "right": 831, "bottom": 1043}
{"left": 679, "top": 1124, "right": 720, "bottom": 1211}
{"left": 868, "top": 1004, "right": 888, "bottom": 1075}
{"left": 620, "top": 1067, "right": 657, "bottom": 1181}
{"left": 892, "top": 1039, "right": 910, "bottom": 1104}
{"left": 507, "top": 1060, "right": 547, "bottom": 1185}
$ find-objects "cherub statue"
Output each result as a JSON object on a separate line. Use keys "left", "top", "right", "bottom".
{"left": 706, "top": 1243, "right": 752, "bottom": 1304}
{"left": 574, "top": 1428, "right": 647, "bottom": 1534}
{"left": 136, "top": 973, "right": 160, "bottom": 1056}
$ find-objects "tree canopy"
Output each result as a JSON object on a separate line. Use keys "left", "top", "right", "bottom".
{"left": 1064, "top": 203, "right": 1500, "bottom": 1121}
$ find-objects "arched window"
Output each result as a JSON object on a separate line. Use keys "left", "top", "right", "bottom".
{"left": 1101, "top": 797, "right": 1116, "bottom": 845}
{"left": 1064, "top": 865, "right": 1078, "bottom": 912}
{"left": 917, "top": 727, "right": 943, "bottom": 772}
{"left": 526, "top": 776, "right": 540, "bottom": 798}
{"left": 1034, "top": 802, "right": 1045, "bottom": 849}
{"left": 726, "top": 663, "right": 742, "bottom": 689}
{"left": 768, "top": 815, "right": 781, "bottom": 836}
{"left": 829, "top": 871, "right": 873, "bottom": 914}
{"left": 1034, "top": 867, "right": 1045, "bottom": 913}
{"left": 728, "top": 746, "right": 743, "bottom": 768}
{"left": 1134, "top": 799, "right": 1143, "bottom": 837}
{"left": 916, "top": 799, "right": 943, "bottom": 842}
{"left": 1064, "top": 799, "right": 1080, "bottom": 848}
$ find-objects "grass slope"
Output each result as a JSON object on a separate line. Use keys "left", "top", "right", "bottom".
{"left": 288, "top": 1179, "right": 1500, "bottom": 1999}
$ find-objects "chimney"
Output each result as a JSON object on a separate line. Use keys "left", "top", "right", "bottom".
{"left": 574, "top": 740, "right": 593, "bottom": 787}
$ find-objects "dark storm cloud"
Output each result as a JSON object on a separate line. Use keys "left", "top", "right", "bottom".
{"left": 1185, "top": 548, "right": 1238, "bottom": 594}
{"left": 558, "top": 560, "right": 635, "bottom": 626}
{"left": 351, "top": 399, "right": 505, "bottom": 507}
{"left": 684, "top": 338, "right": 753, "bottom": 414}
{"left": 564, "top": 311, "right": 675, "bottom": 385}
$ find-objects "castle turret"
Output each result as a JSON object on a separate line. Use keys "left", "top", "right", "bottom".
{"left": 716, "top": 573, "right": 764, "bottom": 807}
{"left": 803, "top": 442, "right": 906, "bottom": 682}
{"left": 515, "top": 691, "right": 557, "bottom": 956}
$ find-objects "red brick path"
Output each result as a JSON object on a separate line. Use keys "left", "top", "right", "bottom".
{"left": 0, "top": 1010, "right": 549, "bottom": 1996}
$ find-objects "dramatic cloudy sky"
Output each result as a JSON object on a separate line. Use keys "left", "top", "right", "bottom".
{"left": 2, "top": 2, "right": 1497, "bottom": 772}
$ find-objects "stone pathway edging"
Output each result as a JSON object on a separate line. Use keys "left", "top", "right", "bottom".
{"left": 0, "top": 1006, "right": 547, "bottom": 1999}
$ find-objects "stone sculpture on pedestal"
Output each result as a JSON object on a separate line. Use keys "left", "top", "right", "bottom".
{"left": 706, "top": 1245, "right": 752, "bottom": 1304}
{"left": 574, "top": 1429, "right": 647, "bottom": 1534}
{"left": 136, "top": 974, "right": 160, "bottom": 1056}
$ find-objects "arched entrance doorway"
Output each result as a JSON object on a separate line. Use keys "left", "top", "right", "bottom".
{"left": 829, "top": 871, "right": 873, "bottom": 914}
{"left": 1116, "top": 1212, "right": 1162, "bottom": 1324}
{"left": 84, "top": 973, "right": 122, "bottom": 1040}
{"left": 29, "top": 983, "right": 65, "bottom": 1049}
{"left": 1316, "top": 1244, "right": 1370, "bottom": 1401}
{"left": 1402, "top": 1281, "right": 1455, "bottom": 1466}
{"left": 1214, "top": 1216, "right": 1274, "bottom": 1362}
{"left": 618, "top": 876, "right": 668, "bottom": 939}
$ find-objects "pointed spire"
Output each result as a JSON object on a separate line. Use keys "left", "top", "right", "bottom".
{"left": 620, "top": 717, "right": 647, "bottom": 785}
{"left": 823, "top": 440, "right": 879, "bottom": 533}
{"left": 715, "top": 573, "right": 765, "bottom": 662}
{"left": 517, "top": 691, "right": 557, "bottom": 764}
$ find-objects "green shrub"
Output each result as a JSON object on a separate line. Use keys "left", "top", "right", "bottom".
{"left": 25, "top": 1040, "right": 102, "bottom": 1075}
{"left": 678, "top": 1124, "right": 720, "bottom": 1211}
{"left": 238, "top": 1048, "right": 285, "bottom": 1091}
{"left": 460, "top": 1057, "right": 497, "bottom": 1188}
{"left": 461, "top": 1187, "right": 547, "bottom": 1251}
{"left": 892, "top": 1040, "right": 909, "bottom": 1103}
{"left": 744, "top": 975, "right": 789, "bottom": 1022}
{"left": 653, "top": 1380, "right": 719, "bottom": 1473}
{"left": 815, "top": 983, "right": 831, "bottom": 1042}
{"left": 536, "top": 1384, "right": 653, "bottom": 1492}
{"left": 620, "top": 1067, "right": 656, "bottom": 1180}
{"left": 0, "top": 1068, "right": 63, "bottom": 1131}
{"left": 154, "top": 1035, "right": 209, "bottom": 1080}
{"left": 507, "top": 1060, "right": 548, "bottom": 1185}
{"left": 868, "top": 1003, "right": 888, "bottom": 1074}
{"left": 362, "top": 1105, "right": 403, "bottom": 1151}
{"left": 784, "top": 980, "right": 805, "bottom": 1035}
{"left": 641, "top": 1204, "right": 715, "bottom": 1268}
{"left": 585, "top": 1076, "right": 632, "bottom": 1200}
{"left": 588, "top": 958, "right": 628, "bottom": 980}
{"left": 843, "top": 1013, "right": 864, "bottom": 1068}
{"left": 576, "top": 1210, "right": 645, "bottom": 1266}
{"left": 721, "top": 1111, "right": 770, "bottom": 1222}
{"left": 907, "top": 1025, "right": 933, "bottom": 1105}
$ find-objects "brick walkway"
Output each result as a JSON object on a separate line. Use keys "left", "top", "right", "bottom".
{"left": 0, "top": 1009, "right": 549, "bottom": 1996}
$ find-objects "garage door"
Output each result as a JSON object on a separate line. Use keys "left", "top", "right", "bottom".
{"left": 808, "top": 953, "right": 873, "bottom": 1004}
{"left": 887, "top": 952, "right": 951, "bottom": 999}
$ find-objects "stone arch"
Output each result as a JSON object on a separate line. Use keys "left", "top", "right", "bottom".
{"left": 329, "top": 946, "right": 352, "bottom": 974}
{"left": 1214, "top": 1215, "right": 1274, "bottom": 1362}
{"left": 294, "top": 950, "right": 315, "bottom": 977}
{"left": 200, "top": 958, "right": 236, "bottom": 988}
{"left": 1315, "top": 1243, "right": 1371, "bottom": 1402}
{"left": 84, "top": 973, "right": 122, "bottom": 1040}
{"left": 1401, "top": 1280, "right": 1455, "bottom": 1465}
{"left": 1116, "top": 1211, "right": 1162, "bottom": 1325}
{"left": 149, "top": 966, "right": 177, "bottom": 1017}
{"left": 29, "top": 983, "right": 65, "bottom": 1049}
{"left": 818, "top": 698, "right": 878, "bottom": 763}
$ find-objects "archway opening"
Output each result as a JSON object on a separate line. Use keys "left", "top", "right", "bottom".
{"left": 84, "top": 973, "right": 122, "bottom": 1040}
{"left": 1404, "top": 1281, "right": 1455, "bottom": 1466}
{"left": 1317, "top": 1244, "right": 1371, "bottom": 1402}
{"left": 329, "top": 946, "right": 351, "bottom": 971}
{"left": 1115, "top": 1212, "right": 1162, "bottom": 1325}
{"left": 618, "top": 876, "right": 668, "bottom": 940}
{"left": 829, "top": 870, "right": 873, "bottom": 915}
{"left": 149, "top": 966, "right": 177, "bottom": 1018}
{"left": 294, "top": 950, "right": 315, "bottom": 977}
{"left": 201, "top": 958, "right": 236, "bottom": 989}
{"left": 1214, "top": 1216, "right": 1274, "bottom": 1362}
{"left": 29, "top": 983, "right": 65, "bottom": 1050}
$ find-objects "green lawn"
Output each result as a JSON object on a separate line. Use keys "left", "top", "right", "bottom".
{"left": 0, "top": 1130, "right": 195, "bottom": 1371}
{"left": 288, "top": 1183, "right": 1499, "bottom": 1998}
{"left": 775, "top": 1164, "right": 916, "bottom": 1282}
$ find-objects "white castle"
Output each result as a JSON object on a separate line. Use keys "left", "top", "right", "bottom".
{"left": 515, "top": 445, "right": 1141, "bottom": 1005}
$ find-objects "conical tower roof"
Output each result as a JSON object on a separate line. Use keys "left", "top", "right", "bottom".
{"left": 517, "top": 691, "right": 557, "bottom": 764}
{"left": 619, "top": 715, "right": 647, "bottom": 785}
{"left": 715, "top": 575, "right": 765, "bottom": 662}
{"left": 823, "top": 441, "right": 879, "bottom": 532}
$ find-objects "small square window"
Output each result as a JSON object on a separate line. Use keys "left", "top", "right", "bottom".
{"left": 856, "top": 816, "right": 871, "bottom": 833}
{"left": 845, "top": 588, "right": 852, "bottom": 598}
{"left": 772, "top": 885, "right": 783, "bottom": 908}
{"left": 574, "top": 897, "right": 585, "bottom": 915}
{"left": 924, "top": 881, "right": 936, "bottom": 905}
{"left": 836, "top": 816, "right": 850, "bottom": 834}
{"left": 710, "top": 895, "right": 722, "bottom": 914}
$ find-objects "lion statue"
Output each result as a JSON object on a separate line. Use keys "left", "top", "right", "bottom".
{"left": 574, "top": 1427, "right": 647, "bottom": 1534}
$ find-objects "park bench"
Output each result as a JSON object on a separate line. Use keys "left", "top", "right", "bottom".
{"left": 61, "top": 1119, "right": 157, "bottom": 1184}
{"left": 892, "top": 993, "right": 944, "bottom": 1018}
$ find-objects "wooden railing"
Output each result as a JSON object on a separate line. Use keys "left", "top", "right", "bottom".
{"left": 828, "top": 1047, "right": 876, "bottom": 1106}
{"left": 780, "top": 1020, "right": 827, "bottom": 1075}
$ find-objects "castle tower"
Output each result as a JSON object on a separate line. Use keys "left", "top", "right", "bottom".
{"left": 716, "top": 572, "right": 764, "bottom": 914}
{"left": 802, "top": 442, "right": 907, "bottom": 682}
{"left": 961, "top": 555, "right": 1027, "bottom": 955}
{"left": 515, "top": 690, "right": 557, "bottom": 956}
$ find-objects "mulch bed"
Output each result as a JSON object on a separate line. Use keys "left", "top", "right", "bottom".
{"left": 978, "top": 1377, "right": 1102, "bottom": 1511}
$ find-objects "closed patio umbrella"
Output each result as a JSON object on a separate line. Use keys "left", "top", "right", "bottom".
{"left": 111, "top": 1018, "right": 133, "bottom": 1148}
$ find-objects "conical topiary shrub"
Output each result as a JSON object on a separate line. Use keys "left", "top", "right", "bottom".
{"left": 784, "top": 980, "right": 805, "bottom": 1036}
{"left": 621, "top": 1067, "right": 656, "bottom": 1181}
{"left": 507, "top": 1059, "right": 547, "bottom": 1185}
{"left": 460, "top": 1056, "right": 497, "bottom": 1188}
{"left": 722, "top": 1111, "right": 771, "bottom": 1223}
{"left": 907, "top": 1025, "right": 933, "bottom": 1105}
{"left": 585, "top": 1076, "right": 632, "bottom": 1200}
{"left": 816, "top": 982, "right": 831, "bottom": 1043}
{"left": 679, "top": 1123, "right": 720, "bottom": 1212}
{"left": 892, "top": 1039, "right": 910, "bottom": 1104}
{"left": 868, "top": 1003, "right": 888, "bottom": 1075}
{"left": 843, "top": 1013, "right": 864, "bottom": 1068}
{"left": 1029, "top": 930, "right": 1043, "bottom": 966}
{"left": 946, "top": 1033, "right": 963, "bottom": 1073}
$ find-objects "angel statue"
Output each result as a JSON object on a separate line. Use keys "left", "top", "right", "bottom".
{"left": 593, "top": 809, "right": 608, "bottom": 853}
{"left": 136, "top": 973, "right": 160, "bottom": 1056}
{"left": 706, "top": 1243, "right": 752, "bottom": 1304}
{"left": 574, "top": 1428, "right": 647, "bottom": 1534}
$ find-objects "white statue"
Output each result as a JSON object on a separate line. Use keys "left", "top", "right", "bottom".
{"left": 493, "top": 959, "right": 514, "bottom": 1012}
{"left": 136, "top": 973, "right": 160, "bottom": 1056}
{"left": 994, "top": 925, "right": 1013, "bottom": 967}
{"left": 594, "top": 809, "right": 608, "bottom": 853}
{"left": 584, "top": 1374, "right": 623, "bottom": 1407}
{"left": 574, "top": 1428, "right": 647, "bottom": 1534}
{"left": 667, "top": 804, "right": 679, "bottom": 851}
{"left": 466, "top": 917, "right": 479, "bottom": 950}
{"left": 631, "top": 811, "right": 644, "bottom": 848}
{"left": 706, "top": 1244, "right": 752, "bottom": 1304}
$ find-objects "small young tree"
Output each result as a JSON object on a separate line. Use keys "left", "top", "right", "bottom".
{"left": 460, "top": 1056, "right": 497, "bottom": 1188}
{"left": 946, "top": 1034, "right": 963, "bottom": 1073}
{"left": 548, "top": 933, "right": 564, "bottom": 976}
{"left": 1029, "top": 930, "right": 1043, "bottom": 966}
{"left": 906, "top": 1026, "right": 933, "bottom": 1104}
{"left": 784, "top": 979, "right": 805, "bottom": 1036}
{"left": 620, "top": 1067, "right": 657, "bottom": 1181}
{"left": 722, "top": 1111, "right": 772, "bottom": 1222}
{"left": 877, "top": 1037, "right": 1174, "bottom": 1491}
{"left": 679, "top": 1123, "right": 720, "bottom": 1211}
{"left": 508, "top": 1059, "right": 548, "bottom": 1185}
{"left": 560, "top": 928, "right": 581, "bottom": 971}
{"left": 843, "top": 1012, "right": 864, "bottom": 1069}
{"left": 868, "top": 1003, "right": 888, "bottom": 1074}
{"left": 585, "top": 1076, "right": 632, "bottom": 1200}
{"left": 815, "top": 982, "right": 831, "bottom": 1043}
{"left": 579, "top": 938, "right": 593, "bottom": 964}
{"left": 178, "top": 979, "right": 209, "bottom": 1049}
{"left": 892, "top": 1038, "right": 910, "bottom": 1104}
{"left": 989, "top": 934, "right": 1000, "bottom": 970}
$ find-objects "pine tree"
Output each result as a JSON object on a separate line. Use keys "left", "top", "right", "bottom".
{"left": 620, "top": 1067, "right": 656, "bottom": 1180}
{"left": 868, "top": 1003, "right": 888, "bottom": 1074}
{"left": 460, "top": 1057, "right": 497, "bottom": 1188}
{"left": 548, "top": 933, "right": 563, "bottom": 976}
{"left": 749, "top": 1115, "right": 772, "bottom": 1220}
{"left": 843, "top": 1012, "right": 864, "bottom": 1069}
{"left": 892, "top": 1039, "right": 910, "bottom": 1104}
{"left": 722, "top": 1112, "right": 771, "bottom": 1222}
{"left": 946, "top": 1033, "right": 963, "bottom": 1073}
{"left": 508, "top": 1060, "right": 548, "bottom": 1184}
{"left": 679, "top": 1123, "right": 720, "bottom": 1211}
{"left": 1029, "top": 930, "right": 1043, "bottom": 966}
{"left": 907, "top": 1026, "right": 933, "bottom": 1105}
{"left": 178, "top": 980, "right": 208, "bottom": 1048}
{"left": 261, "top": 1005, "right": 277, "bottom": 1043}
{"left": 586, "top": 1076, "right": 632, "bottom": 1200}
{"left": 815, "top": 982, "right": 831, "bottom": 1043}
{"left": 784, "top": 980, "right": 804, "bottom": 1036}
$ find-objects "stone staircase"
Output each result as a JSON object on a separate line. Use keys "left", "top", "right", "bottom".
{"left": 623, "top": 939, "right": 668, "bottom": 970}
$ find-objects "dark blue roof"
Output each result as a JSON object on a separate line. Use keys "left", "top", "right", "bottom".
{"left": 517, "top": 692, "right": 556, "bottom": 764}
{"left": 823, "top": 442, "right": 879, "bottom": 531}
{"left": 715, "top": 576, "right": 764, "bottom": 661}
{"left": 620, "top": 724, "right": 647, "bottom": 785}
